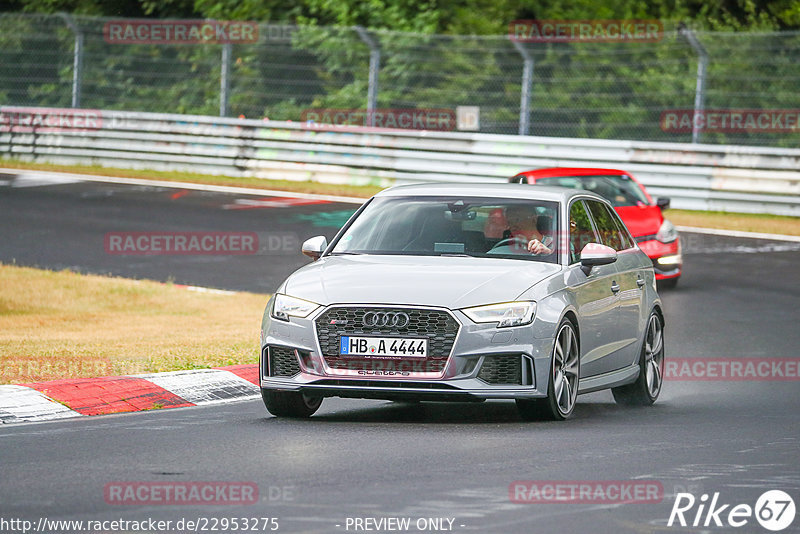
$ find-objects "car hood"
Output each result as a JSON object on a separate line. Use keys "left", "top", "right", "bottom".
{"left": 614, "top": 205, "right": 663, "bottom": 237}
{"left": 283, "top": 255, "right": 561, "bottom": 309}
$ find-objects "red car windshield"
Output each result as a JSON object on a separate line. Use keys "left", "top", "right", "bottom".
{"left": 535, "top": 175, "right": 650, "bottom": 207}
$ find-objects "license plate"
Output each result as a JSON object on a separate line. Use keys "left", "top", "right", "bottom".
{"left": 340, "top": 336, "right": 427, "bottom": 358}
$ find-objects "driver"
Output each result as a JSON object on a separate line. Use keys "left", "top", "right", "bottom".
{"left": 503, "top": 205, "right": 553, "bottom": 255}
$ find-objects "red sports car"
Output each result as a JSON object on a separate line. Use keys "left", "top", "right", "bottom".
{"left": 511, "top": 167, "right": 681, "bottom": 287}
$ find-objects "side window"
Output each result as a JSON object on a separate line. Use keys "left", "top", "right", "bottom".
{"left": 606, "top": 205, "right": 636, "bottom": 250}
{"left": 586, "top": 200, "right": 624, "bottom": 251}
{"left": 569, "top": 200, "right": 598, "bottom": 264}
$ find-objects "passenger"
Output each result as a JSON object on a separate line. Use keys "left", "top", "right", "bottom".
{"left": 483, "top": 208, "right": 507, "bottom": 239}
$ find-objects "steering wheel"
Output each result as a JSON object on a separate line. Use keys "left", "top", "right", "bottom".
{"left": 490, "top": 236, "right": 555, "bottom": 256}
{"left": 489, "top": 236, "right": 529, "bottom": 252}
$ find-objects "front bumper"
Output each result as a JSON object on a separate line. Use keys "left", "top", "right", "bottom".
{"left": 260, "top": 304, "right": 554, "bottom": 401}
{"left": 262, "top": 375, "right": 546, "bottom": 401}
{"left": 637, "top": 237, "right": 682, "bottom": 280}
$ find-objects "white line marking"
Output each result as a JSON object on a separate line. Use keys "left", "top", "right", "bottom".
{"left": 0, "top": 168, "right": 366, "bottom": 204}
{"left": 677, "top": 225, "right": 800, "bottom": 242}
{"left": 4, "top": 168, "right": 797, "bottom": 240}
{"left": 8, "top": 174, "right": 82, "bottom": 188}
{"left": 172, "top": 284, "right": 237, "bottom": 295}
{"left": 685, "top": 242, "right": 800, "bottom": 255}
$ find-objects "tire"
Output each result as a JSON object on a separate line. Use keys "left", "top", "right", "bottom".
{"left": 261, "top": 389, "right": 322, "bottom": 418}
{"left": 612, "top": 312, "right": 665, "bottom": 406}
{"left": 517, "top": 319, "right": 580, "bottom": 421}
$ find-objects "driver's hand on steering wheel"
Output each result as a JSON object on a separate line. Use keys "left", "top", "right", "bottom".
{"left": 527, "top": 238, "right": 552, "bottom": 255}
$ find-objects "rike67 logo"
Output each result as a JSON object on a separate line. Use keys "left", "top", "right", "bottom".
{"left": 668, "top": 490, "right": 795, "bottom": 531}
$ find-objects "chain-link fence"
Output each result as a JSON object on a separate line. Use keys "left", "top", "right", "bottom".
{"left": 1, "top": 13, "right": 798, "bottom": 147}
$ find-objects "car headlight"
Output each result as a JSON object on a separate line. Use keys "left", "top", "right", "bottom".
{"left": 657, "top": 254, "right": 682, "bottom": 265}
{"left": 462, "top": 301, "right": 536, "bottom": 328}
{"left": 271, "top": 294, "right": 320, "bottom": 321}
{"left": 656, "top": 219, "right": 678, "bottom": 244}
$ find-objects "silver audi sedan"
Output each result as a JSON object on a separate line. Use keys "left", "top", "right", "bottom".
{"left": 260, "top": 183, "right": 665, "bottom": 420}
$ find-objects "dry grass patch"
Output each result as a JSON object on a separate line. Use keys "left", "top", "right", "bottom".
{"left": 668, "top": 209, "right": 800, "bottom": 237}
{"left": 0, "top": 264, "right": 269, "bottom": 384}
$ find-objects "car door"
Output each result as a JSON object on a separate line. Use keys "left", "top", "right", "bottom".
{"left": 565, "top": 199, "right": 621, "bottom": 379}
{"left": 585, "top": 199, "right": 644, "bottom": 371}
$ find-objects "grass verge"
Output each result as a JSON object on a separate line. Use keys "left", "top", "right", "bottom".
{"left": 0, "top": 264, "right": 268, "bottom": 384}
{"left": 666, "top": 209, "right": 800, "bottom": 237}
{"left": 0, "top": 159, "right": 385, "bottom": 199}
{"left": 2, "top": 159, "right": 797, "bottom": 236}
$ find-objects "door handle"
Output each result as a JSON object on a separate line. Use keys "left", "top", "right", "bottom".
{"left": 611, "top": 282, "right": 620, "bottom": 293}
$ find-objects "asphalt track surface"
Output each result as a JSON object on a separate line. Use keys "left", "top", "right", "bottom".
{"left": 1, "top": 176, "right": 799, "bottom": 534}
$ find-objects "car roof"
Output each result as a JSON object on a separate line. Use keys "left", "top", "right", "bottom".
{"left": 375, "top": 182, "right": 606, "bottom": 204}
{"left": 516, "top": 167, "right": 632, "bottom": 178}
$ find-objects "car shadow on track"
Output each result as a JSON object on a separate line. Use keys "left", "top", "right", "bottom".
{"left": 253, "top": 397, "right": 678, "bottom": 426}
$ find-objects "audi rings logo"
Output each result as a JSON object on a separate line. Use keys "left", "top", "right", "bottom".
{"left": 362, "top": 311, "right": 410, "bottom": 328}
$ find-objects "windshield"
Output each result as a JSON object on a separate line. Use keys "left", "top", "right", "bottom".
{"left": 330, "top": 196, "right": 560, "bottom": 263}
{"left": 535, "top": 175, "right": 649, "bottom": 207}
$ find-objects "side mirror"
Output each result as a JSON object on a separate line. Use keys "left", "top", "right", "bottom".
{"left": 580, "top": 242, "right": 617, "bottom": 275}
{"left": 656, "top": 197, "right": 671, "bottom": 210}
{"left": 301, "top": 236, "right": 327, "bottom": 261}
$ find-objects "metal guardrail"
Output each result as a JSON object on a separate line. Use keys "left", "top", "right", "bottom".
{"left": 1, "top": 107, "right": 798, "bottom": 215}
{"left": 5, "top": 14, "right": 800, "bottom": 148}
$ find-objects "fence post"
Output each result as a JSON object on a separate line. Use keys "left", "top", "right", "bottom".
{"left": 679, "top": 25, "right": 709, "bottom": 144}
{"left": 220, "top": 43, "right": 232, "bottom": 117}
{"left": 512, "top": 41, "right": 534, "bottom": 136}
{"left": 58, "top": 13, "right": 83, "bottom": 108}
{"left": 355, "top": 26, "right": 380, "bottom": 127}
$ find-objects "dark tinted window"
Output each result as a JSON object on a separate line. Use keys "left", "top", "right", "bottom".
{"left": 586, "top": 200, "right": 626, "bottom": 251}
{"left": 569, "top": 200, "right": 598, "bottom": 264}
{"left": 605, "top": 204, "right": 636, "bottom": 250}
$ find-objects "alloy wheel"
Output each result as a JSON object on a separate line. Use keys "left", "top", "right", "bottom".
{"left": 553, "top": 322, "right": 579, "bottom": 416}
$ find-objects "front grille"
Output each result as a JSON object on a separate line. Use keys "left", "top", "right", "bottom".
{"left": 266, "top": 346, "right": 301, "bottom": 377}
{"left": 315, "top": 306, "right": 460, "bottom": 373}
{"left": 477, "top": 355, "right": 523, "bottom": 385}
